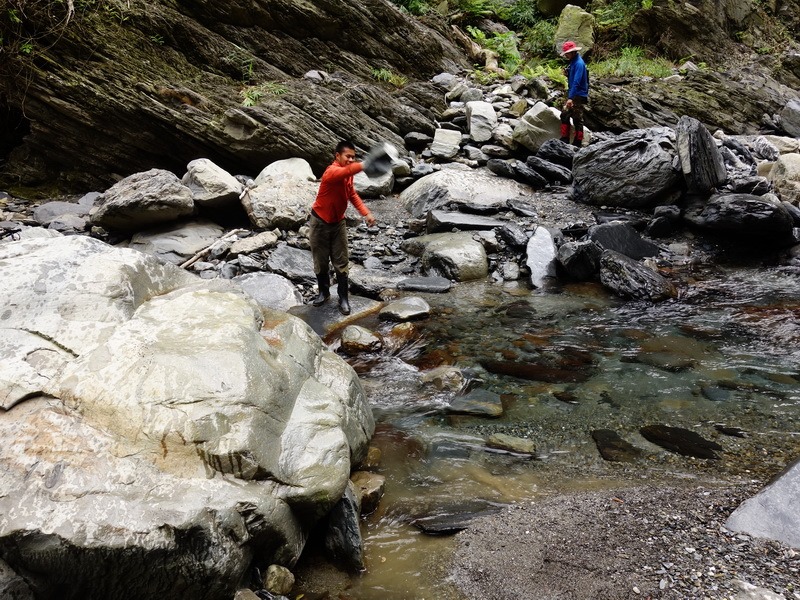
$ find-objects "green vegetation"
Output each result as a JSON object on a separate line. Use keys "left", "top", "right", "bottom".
{"left": 467, "top": 26, "right": 522, "bottom": 73}
{"left": 589, "top": 45, "right": 673, "bottom": 77}
{"left": 520, "top": 62, "right": 567, "bottom": 87}
{"left": 240, "top": 82, "right": 288, "bottom": 106}
{"left": 371, "top": 67, "right": 408, "bottom": 87}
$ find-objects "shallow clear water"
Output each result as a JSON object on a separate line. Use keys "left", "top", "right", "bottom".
{"left": 295, "top": 262, "right": 800, "bottom": 598}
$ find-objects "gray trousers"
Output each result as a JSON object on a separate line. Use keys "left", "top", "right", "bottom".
{"left": 309, "top": 212, "right": 349, "bottom": 275}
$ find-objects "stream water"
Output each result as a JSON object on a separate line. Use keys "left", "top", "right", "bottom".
{"left": 294, "top": 254, "right": 800, "bottom": 599}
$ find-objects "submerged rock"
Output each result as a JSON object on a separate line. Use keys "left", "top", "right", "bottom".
{"left": 640, "top": 424, "right": 722, "bottom": 459}
{"left": 591, "top": 429, "right": 643, "bottom": 462}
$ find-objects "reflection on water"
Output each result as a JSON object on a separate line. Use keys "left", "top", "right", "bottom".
{"left": 295, "top": 264, "right": 800, "bottom": 598}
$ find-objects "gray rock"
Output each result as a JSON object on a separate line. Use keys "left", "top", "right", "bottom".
{"left": 525, "top": 226, "right": 557, "bottom": 288}
{"left": 588, "top": 221, "right": 660, "bottom": 260}
{"left": 254, "top": 157, "right": 316, "bottom": 184}
{"left": 400, "top": 168, "right": 531, "bottom": 218}
{"left": 124, "top": 219, "right": 225, "bottom": 264}
{"left": 768, "top": 153, "right": 800, "bottom": 203}
{"left": 557, "top": 240, "right": 602, "bottom": 280}
{"left": 354, "top": 169, "right": 394, "bottom": 198}
{"left": 264, "top": 564, "right": 295, "bottom": 596}
{"left": 486, "top": 432, "right": 536, "bottom": 455}
{"left": 675, "top": 116, "right": 727, "bottom": 193}
{"left": 91, "top": 168, "right": 195, "bottom": 231}
{"left": 431, "top": 72, "right": 459, "bottom": 91}
{"left": 448, "top": 389, "right": 504, "bottom": 417}
{"left": 780, "top": 98, "right": 800, "bottom": 137}
{"left": 396, "top": 276, "right": 453, "bottom": 293}
{"left": 430, "top": 128, "right": 462, "bottom": 159}
{"left": 379, "top": 296, "right": 431, "bottom": 321}
{"left": 182, "top": 158, "right": 243, "bottom": 209}
{"left": 480, "top": 144, "right": 511, "bottom": 158}
{"left": 683, "top": 193, "right": 794, "bottom": 237}
{"left": 421, "top": 234, "right": 489, "bottom": 281}
{"left": 266, "top": 243, "right": 316, "bottom": 283}
{"left": 726, "top": 458, "right": 800, "bottom": 549}
{"left": 572, "top": 127, "right": 683, "bottom": 209}
{"left": 229, "top": 231, "right": 279, "bottom": 256}
{"left": 426, "top": 210, "right": 505, "bottom": 233}
{"left": 350, "top": 471, "right": 385, "bottom": 516}
{"left": 232, "top": 272, "right": 303, "bottom": 312}
{"left": 599, "top": 250, "right": 677, "bottom": 301}
{"left": 461, "top": 88, "right": 483, "bottom": 103}
{"left": 512, "top": 102, "right": 562, "bottom": 152}
{"left": 732, "top": 579, "right": 788, "bottom": 600}
{"left": 728, "top": 175, "right": 771, "bottom": 196}
{"left": 47, "top": 212, "right": 90, "bottom": 234}
{"left": 347, "top": 265, "right": 406, "bottom": 299}
{"left": 33, "top": 200, "right": 91, "bottom": 226}
{"left": 242, "top": 176, "right": 316, "bottom": 231}
{"left": 466, "top": 101, "right": 497, "bottom": 143}
{"left": 340, "top": 325, "right": 383, "bottom": 354}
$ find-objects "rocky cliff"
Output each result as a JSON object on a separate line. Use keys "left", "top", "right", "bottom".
{"left": 0, "top": 0, "right": 468, "bottom": 191}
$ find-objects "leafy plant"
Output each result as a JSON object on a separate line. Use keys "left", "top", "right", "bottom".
{"left": 392, "top": 0, "right": 432, "bottom": 15}
{"left": 592, "top": 0, "right": 641, "bottom": 30}
{"left": 149, "top": 34, "right": 164, "bottom": 45}
{"left": 371, "top": 67, "right": 408, "bottom": 87}
{"left": 589, "top": 46, "right": 674, "bottom": 77}
{"left": 240, "top": 82, "right": 288, "bottom": 106}
{"left": 520, "top": 62, "right": 567, "bottom": 87}
{"left": 500, "top": 0, "right": 539, "bottom": 28}
{"left": 470, "top": 68, "right": 499, "bottom": 85}
{"left": 519, "top": 17, "right": 557, "bottom": 57}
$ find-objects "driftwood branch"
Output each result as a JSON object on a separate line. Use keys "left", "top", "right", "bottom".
{"left": 179, "top": 228, "right": 247, "bottom": 269}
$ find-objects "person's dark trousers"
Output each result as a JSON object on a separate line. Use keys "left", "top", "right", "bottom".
{"left": 336, "top": 272, "right": 350, "bottom": 315}
{"left": 309, "top": 211, "right": 349, "bottom": 307}
{"left": 560, "top": 96, "right": 588, "bottom": 146}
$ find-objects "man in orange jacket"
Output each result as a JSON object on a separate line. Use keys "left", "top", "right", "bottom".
{"left": 309, "top": 140, "right": 392, "bottom": 315}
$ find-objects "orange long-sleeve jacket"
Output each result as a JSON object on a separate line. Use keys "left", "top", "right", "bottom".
{"left": 311, "top": 162, "right": 370, "bottom": 223}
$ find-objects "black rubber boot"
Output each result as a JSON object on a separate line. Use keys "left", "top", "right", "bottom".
{"left": 312, "top": 273, "right": 330, "bottom": 306}
{"left": 559, "top": 137, "right": 570, "bottom": 143}
{"left": 336, "top": 273, "right": 351, "bottom": 315}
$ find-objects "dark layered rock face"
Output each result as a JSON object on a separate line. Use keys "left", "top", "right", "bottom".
{"left": 0, "top": 0, "right": 467, "bottom": 191}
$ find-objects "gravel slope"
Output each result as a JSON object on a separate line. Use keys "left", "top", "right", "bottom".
{"left": 450, "top": 482, "right": 799, "bottom": 600}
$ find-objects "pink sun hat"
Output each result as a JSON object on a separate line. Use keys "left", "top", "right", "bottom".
{"left": 561, "top": 40, "right": 582, "bottom": 55}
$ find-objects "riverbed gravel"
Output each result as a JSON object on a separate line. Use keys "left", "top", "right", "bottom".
{"left": 449, "top": 481, "right": 799, "bottom": 600}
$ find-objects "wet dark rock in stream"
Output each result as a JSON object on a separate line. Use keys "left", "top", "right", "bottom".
{"left": 411, "top": 502, "right": 504, "bottom": 536}
{"left": 447, "top": 389, "right": 504, "bottom": 418}
{"left": 591, "top": 429, "right": 644, "bottom": 462}
{"left": 640, "top": 424, "right": 724, "bottom": 459}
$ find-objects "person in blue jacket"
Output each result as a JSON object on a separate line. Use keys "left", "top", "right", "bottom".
{"left": 559, "top": 40, "right": 589, "bottom": 148}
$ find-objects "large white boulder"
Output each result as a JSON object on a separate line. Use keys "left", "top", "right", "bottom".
{"left": 182, "top": 158, "right": 243, "bottom": 208}
{"left": 0, "top": 236, "right": 374, "bottom": 599}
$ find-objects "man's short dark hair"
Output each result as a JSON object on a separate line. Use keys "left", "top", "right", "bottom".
{"left": 335, "top": 140, "right": 355, "bottom": 155}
